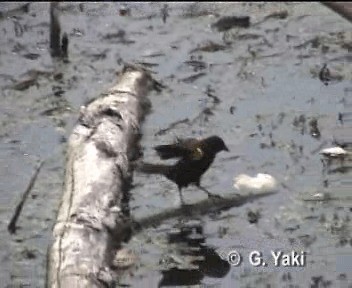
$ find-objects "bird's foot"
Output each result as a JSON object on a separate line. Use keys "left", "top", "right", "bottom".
{"left": 198, "top": 186, "right": 223, "bottom": 200}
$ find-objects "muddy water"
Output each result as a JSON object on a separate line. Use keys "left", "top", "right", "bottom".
{"left": 0, "top": 2, "right": 351, "bottom": 287}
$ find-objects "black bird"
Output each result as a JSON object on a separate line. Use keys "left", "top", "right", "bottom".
{"left": 137, "top": 135, "right": 229, "bottom": 204}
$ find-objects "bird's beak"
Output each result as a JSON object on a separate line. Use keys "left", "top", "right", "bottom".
{"left": 224, "top": 145, "right": 229, "bottom": 152}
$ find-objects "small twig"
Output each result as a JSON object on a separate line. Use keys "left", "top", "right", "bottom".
{"left": 180, "top": 72, "right": 206, "bottom": 84}
{"left": 252, "top": 10, "right": 288, "bottom": 27}
{"left": 155, "top": 118, "right": 190, "bottom": 136}
{"left": 154, "top": 86, "right": 220, "bottom": 136}
{"left": 8, "top": 161, "right": 44, "bottom": 234}
{"left": 154, "top": 108, "right": 215, "bottom": 136}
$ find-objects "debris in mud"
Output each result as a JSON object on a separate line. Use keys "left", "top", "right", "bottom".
{"left": 264, "top": 10, "right": 288, "bottom": 20}
{"left": 320, "top": 65, "right": 345, "bottom": 83}
{"left": 319, "top": 146, "right": 350, "bottom": 171}
{"left": 180, "top": 72, "right": 206, "bottom": 83}
{"left": 205, "top": 85, "right": 220, "bottom": 104}
{"left": 82, "top": 49, "right": 109, "bottom": 61}
{"left": 260, "top": 140, "right": 274, "bottom": 149}
{"left": 233, "top": 33, "right": 262, "bottom": 41}
{"left": 21, "top": 248, "right": 37, "bottom": 260}
{"left": 4, "top": 70, "right": 54, "bottom": 91}
{"left": 184, "top": 60, "right": 207, "bottom": 72}
{"left": 310, "top": 276, "right": 333, "bottom": 288}
{"left": 119, "top": 6, "right": 131, "bottom": 17}
{"left": 135, "top": 61, "right": 159, "bottom": 68}
{"left": 301, "top": 191, "right": 334, "bottom": 202}
{"left": 309, "top": 118, "right": 321, "bottom": 139}
{"left": 298, "top": 234, "right": 316, "bottom": 248}
{"left": 247, "top": 209, "right": 261, "bottom": 224}
{"left": 319, "top": 147, "right": 348, "bottom": 158}
{"left": 182, "top": 3, "right": 219, "bottom": 18}
{"left": 337, "top": 112, "right": 352, "bottom": 126}
{"left": 195, "top": 107, "right": 214, "bottom": 123}
{"left": 276, "top": 112, "right": 286, "bottom": 125}
{"left": 341, "top": 41, "right": 352, "bottom": 52}
{"left": 22, "top": 53, "right": 41, "bottom": 60}
{"left": 102, "top": 30, "right": 126, "bottom": 41}
{"left": 13, "top": 20, "right": 25, "bottom": 37}
{"left": 258, "top": 51, "right": 284, "bottom": 59}
{"left": 7, "top": 77, "right": 38, "bottom": 91}
{"left": 293, "top": 114, "right": 306, "bottom": 135}
{"left": 143, "top": 53, "right": 166, "bottom": 60}
{"left": 254, "top": 10, "right": 288, "bottom": 27}
{"left": 190, "top": 41, "right": 227, "bottom": 53}
{"left": 151, "top": 78, "right": 167, "bottom": 93}
{"left": 155, "top": 118, "right": 190, "bottom": 136}
{"left": 102, "top": 30, "right": 135, "bottom": 45}
{"left": 294, "top": 36, "right": 322, "bottom": 50}
{"left": 211, "top": 15, "right": 250, "bottom": 31}
{"left": 319, "top": 64, "right": 330, "bottom": 86}
{"left": 70, "top": 28, "right": 84, "bottom": 37}
{"left": 52, "top": 85, "right": 65, "bottom": 97}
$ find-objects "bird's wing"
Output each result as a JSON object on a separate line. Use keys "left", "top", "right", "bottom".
{"left": 154, "top": 137, "right": 201, "bottom": 160}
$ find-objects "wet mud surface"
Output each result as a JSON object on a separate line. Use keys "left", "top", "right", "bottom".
{"left": 0, "top": 2, "right": 351, "bottom": 287}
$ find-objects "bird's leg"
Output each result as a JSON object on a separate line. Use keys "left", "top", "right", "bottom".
{"left": 198, "top": 185, "right": 222, "bottom": 199}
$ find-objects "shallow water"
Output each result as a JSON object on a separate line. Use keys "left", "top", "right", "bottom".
{"left": 0, "top": 2, "right": 351, "bottom": 287}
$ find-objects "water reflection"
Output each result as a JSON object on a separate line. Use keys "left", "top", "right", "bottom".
{"left": 158, "top": 219, "right": 230, "bottom": 287}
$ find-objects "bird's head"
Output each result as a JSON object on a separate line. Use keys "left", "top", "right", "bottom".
{"left": 205, "top": 135, "right": 229, "bottom": 153}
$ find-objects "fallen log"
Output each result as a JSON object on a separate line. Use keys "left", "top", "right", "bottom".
{"left": 47, "top": 65, "right": 154, "bottom": 288}
{"left": 322, "top": 2, "right": 352, "bottom": 23}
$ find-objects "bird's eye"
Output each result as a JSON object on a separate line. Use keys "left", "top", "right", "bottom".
{"left": 192, "top": 147, "right": 204, "bottom": 160}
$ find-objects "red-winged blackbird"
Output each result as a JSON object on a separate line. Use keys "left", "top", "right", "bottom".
{"left": 137, "top": 135, "right": 229, "bottom": 204}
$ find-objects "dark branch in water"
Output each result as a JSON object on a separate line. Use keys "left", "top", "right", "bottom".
{"left": 50, "top": 3, "right": 61, "bottom": 57}
{"left": 50, "top": 3, "right": 69, "bottom": 59}
{"left": 8, "top": 161, "right": 44, "bottom": 234}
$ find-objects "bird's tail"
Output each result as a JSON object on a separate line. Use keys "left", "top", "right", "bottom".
{"left": 135, "top": 161, "right": 171, "bottom": 176}
{"left": 155, "top": 144, "right": 185, "bottom": 159}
